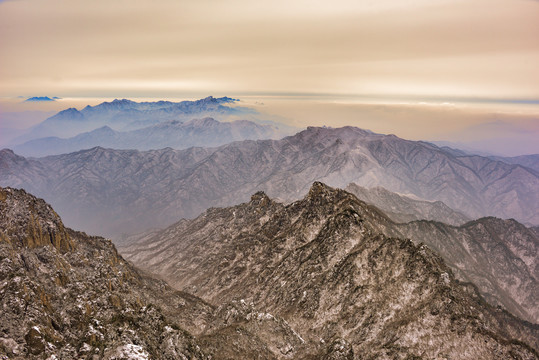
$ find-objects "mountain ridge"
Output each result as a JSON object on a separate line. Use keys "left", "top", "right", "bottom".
{"left": 1, "top": 126, "right": 537, "bottom": 237}
{"left": 120, "top": 182, "right": 539, "bottom": 358}
{"left": 0, "top": 186, "right": 327, "bottom": 359}
{"left": 121, "top": 181, "right": 539, "bottom": 324}
{"left": 345, "top": 183, "right": 470, "bottom": 226}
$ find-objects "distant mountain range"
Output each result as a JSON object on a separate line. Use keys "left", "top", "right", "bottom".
{"left": 2, "top": 185, "right": 537, "bottom": 358}
{"left": 24, "top": 96, "right": 57, "bottom": 102}
{"left": 13, "top": 117, "right": 290, "bottom": 157}
{"left": 11, "top": 96, "right": 273, "bottom": 144}
{"left": 1, "top": 126, "right": 537, "bottom": 237}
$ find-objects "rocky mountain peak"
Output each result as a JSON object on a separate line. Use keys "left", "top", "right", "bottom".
{"left": 307, "top": 181, "right": 336, "bottom": 198}
{"left": 196, "top": 96, "right": 217, "bottom": 104}
{"left": 249, "top": 190, "right": 272, "bottom": 207}
{"left": 111, "top": 98, "right": 133, "bottom": 104}
{"left": 303, "top": 182, "right": 360, "bottom": 214}
{"left": 0, "top": 149, "right": 17, "bottom": 159}
{"left": 0, "top": 187, "right": 74, "bottom": 252}
{"left": 47, "top": 108, "right": 84, "bottom": 123}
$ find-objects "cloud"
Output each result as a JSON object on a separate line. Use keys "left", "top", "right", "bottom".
{"left": 0, "top": 0, "right": 538, "bottom": 100}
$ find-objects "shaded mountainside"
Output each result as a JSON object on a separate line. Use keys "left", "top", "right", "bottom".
{"left": 13, "top": 117, "right": 288, "bottom": 157}
{"left": 0, "top": 187, "right": 327, "bottom": 359}
{"left": 1, "top": 126, "right": 537, "bottom": 237}
{"left": 121, "top": 182, "right": 539, "bottom": 359}
{"left": 345, "top": 183, "right": 470, "bottom": 226}
{"left": 489, "top": 154, "right": 539, "bottom": 174}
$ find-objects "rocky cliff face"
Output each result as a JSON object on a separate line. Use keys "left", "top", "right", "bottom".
{"left": 1, "top": 126, "right": 537, "bottom": 237}
{"left": 121, "top": 182, "right": 539, "bottom": 359}
{"left": 0, "top": 187, "right": 73, "bottom": 252}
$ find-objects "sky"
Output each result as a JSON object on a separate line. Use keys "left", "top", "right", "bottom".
{"left": 0, "top": 0, "right": 538, "bottom": 155}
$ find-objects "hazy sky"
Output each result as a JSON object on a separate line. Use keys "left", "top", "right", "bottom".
{"left": 1, "top": 0, "right": 538, "bottom": 100}
{"left": 0, "top": 0, "right": 538, "bottom": 155}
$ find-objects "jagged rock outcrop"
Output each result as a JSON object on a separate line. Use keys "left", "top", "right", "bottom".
{"left": 121, "top": 182, "right": 539, "bottom": 359}
{"left": 0, "top": 187, "right": 73, "bottom": 252}
{"left": 1, "top": 126, "right": 537, "bottom": 237}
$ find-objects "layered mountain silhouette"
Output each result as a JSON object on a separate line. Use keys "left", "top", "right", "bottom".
{"left": 1, "top": 126, "right": 537, "bottom": 237}
{"left": 13, "top": 117, "right": 289, "bottom": 157}
{"left": 11, "top": 96, "right": 261, "bottom": 144}
{"left": 2, "top": 186, "right": 538, "bottom": 359}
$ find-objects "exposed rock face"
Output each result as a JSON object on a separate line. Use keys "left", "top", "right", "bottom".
{"left": 14, "top": 117, "right": 289, "bottom": 157}
{"left": 0, "top": 187, "right": 314, "bottom": 359}
{"left": 0, "top": 187, "right": 73, "bottom": 252}
{"left": 345, "top": 183, "right": 470, "bottom": 226}
{"left": 1, "top": 126, "right": 537, "bottom": 237}
{"left": 121, "top": 182, "right": 539, "bottom": 358}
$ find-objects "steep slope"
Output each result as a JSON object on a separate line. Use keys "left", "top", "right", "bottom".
{"left": 1, "top": 126, "right": 537, "bottom": 237}
{"left": 343, "top": 182, "right": 537, "bottom": 322}
{"left": 0, "top": 187, "right": 315, "bottom": 359}
{"left": 345, "top": 183, "right": 470, "bottom": 226}
{"left": 0, "top": 187, "right": 206, "bottom": 358}
{"left": 14, "top": 117, "right": 287, "bottom": 157}
{"left": 121, "top": 182, "right": 538, "bottom": 358}
{"left": 384, "top": 218, "right": 539, "bottom": 324}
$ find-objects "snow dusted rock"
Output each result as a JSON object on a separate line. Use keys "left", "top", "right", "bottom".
{"left": 123, "top": 182, "right": 539, "bottom": 359}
